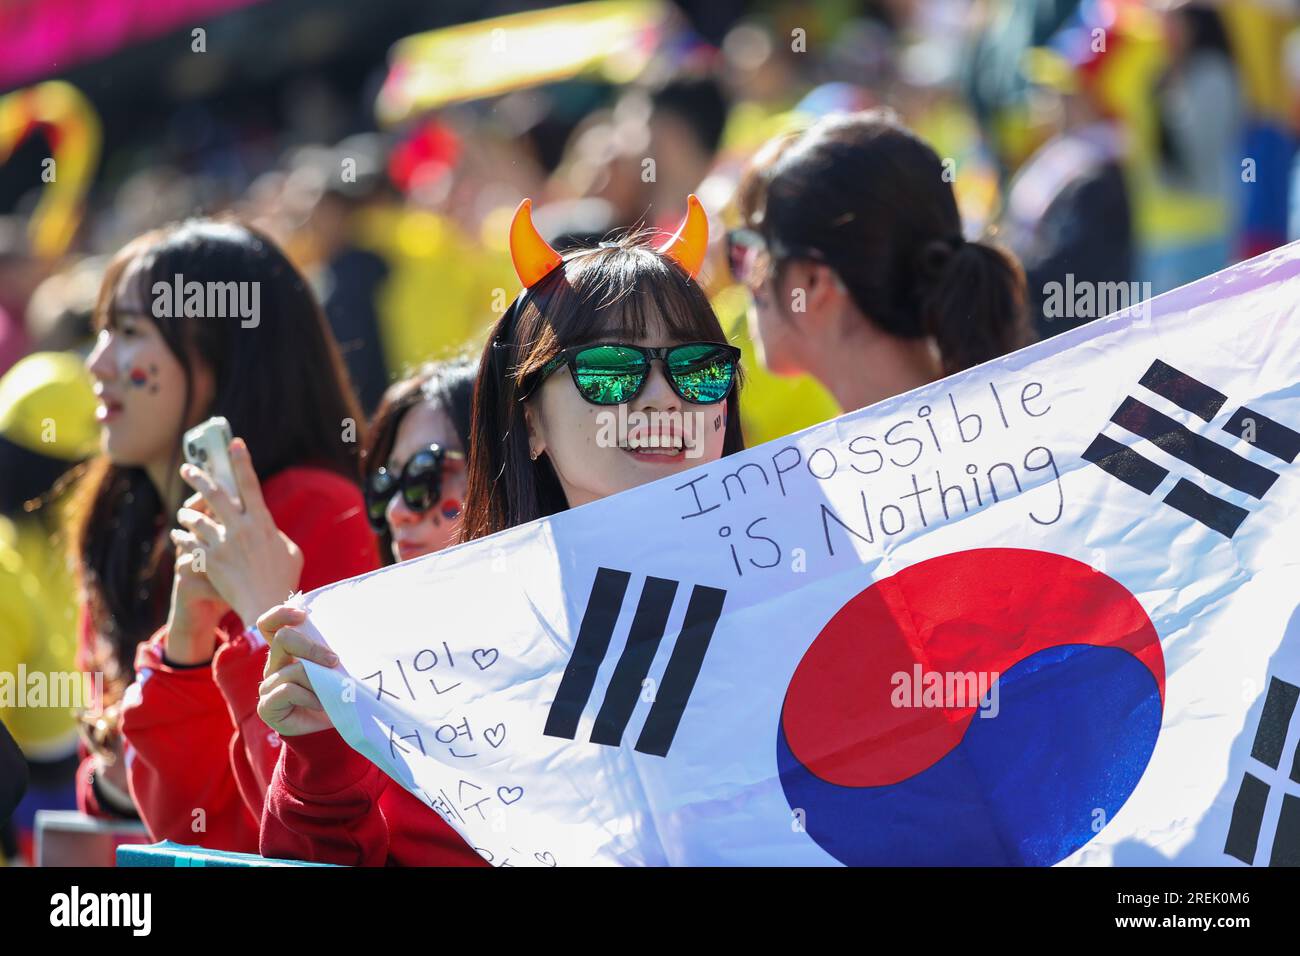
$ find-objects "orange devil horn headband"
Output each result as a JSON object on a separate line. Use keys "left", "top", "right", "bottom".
{"left": 656, "top": 193, "right": 708, "bottom": 279}
{"left": 508, "top": 199, "right": 563, "bottom": 289}
{"left": 508, "top": 194, "right": 709, "bottom": 290}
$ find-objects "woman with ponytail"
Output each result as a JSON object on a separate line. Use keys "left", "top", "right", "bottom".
{"left": 730, "top": 108, "right": 1031, "bottom": 411}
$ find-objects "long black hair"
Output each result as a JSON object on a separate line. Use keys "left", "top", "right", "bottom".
{"left": 75, "top": 218, "right": 365, "bottom": 693}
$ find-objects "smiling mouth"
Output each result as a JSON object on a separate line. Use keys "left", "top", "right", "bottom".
{"left": 620, "top": 442, "right": 686, "bottom": 458}
{"left": 621, "top": 428, "right": 685, "bottom": 450}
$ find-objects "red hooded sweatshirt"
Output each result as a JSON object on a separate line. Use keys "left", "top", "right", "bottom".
{"left": 76, "top": 465, "right": 379, "bottom": 854}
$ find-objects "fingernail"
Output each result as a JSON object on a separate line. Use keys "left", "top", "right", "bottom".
{"left": 324, "top": 653, "right": 339, "bottom": 667}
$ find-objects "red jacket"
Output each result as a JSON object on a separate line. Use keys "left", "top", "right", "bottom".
{"left": 76, "top": 465, "right": 379, "bottom": 853}
{"left": 261, "top": 727, "right": 487, "bottom": 866}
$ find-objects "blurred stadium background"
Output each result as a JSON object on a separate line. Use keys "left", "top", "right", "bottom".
{"left": 2, "top": 0, "right": 1298, "bottom": 864}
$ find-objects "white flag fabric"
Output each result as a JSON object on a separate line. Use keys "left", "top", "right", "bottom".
{"left": 298, "top": 244, "right": 1300, "bottom": 866}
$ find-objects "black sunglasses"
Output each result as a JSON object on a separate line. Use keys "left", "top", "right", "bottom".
{"left": 365, "top": 444, "right": 467, "bottom": 533}
{"left": 537, "top": 341, "right": 741, "bottom": 406}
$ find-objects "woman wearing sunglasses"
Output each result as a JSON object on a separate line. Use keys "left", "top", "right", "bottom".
{"left": 730, "top": 109, "right": 1031, "bottom": 413}
{"left": 254, "top": 195, "right": 744, "bottom": 866}
{"left": 363, "top": 359, "right": 476, "bottom": 565}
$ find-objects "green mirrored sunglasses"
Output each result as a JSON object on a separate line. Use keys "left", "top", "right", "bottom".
{"left": 539, "top": 342, "right": 741, "bottom": 406}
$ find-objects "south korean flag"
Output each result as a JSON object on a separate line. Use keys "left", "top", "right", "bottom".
{"left": 300, "top": 243, "right": 1300, "bottom": 866}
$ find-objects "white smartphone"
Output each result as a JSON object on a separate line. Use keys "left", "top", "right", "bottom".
{"left": 182, "top": 416, "right": 240, "bottom": 505}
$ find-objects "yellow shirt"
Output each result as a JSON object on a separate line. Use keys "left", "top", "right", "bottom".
{"left": 0, "top": 514, "right": 81, "bottom": 759}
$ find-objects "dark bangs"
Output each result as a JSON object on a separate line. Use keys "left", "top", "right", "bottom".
{"left": 510, "top": 242, "right": 739, "bottom": 391}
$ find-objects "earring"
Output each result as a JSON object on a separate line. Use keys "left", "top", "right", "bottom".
{"left": 530, "top": 448, "right": 540, "bottom": 461}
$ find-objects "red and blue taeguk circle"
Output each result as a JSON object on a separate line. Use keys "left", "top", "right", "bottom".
{"left": 777, "top": 548, "right": 1164, "bottom": 866}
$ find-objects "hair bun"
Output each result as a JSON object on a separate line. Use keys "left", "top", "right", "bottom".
{"left": 916, "top": 235, "right": 963, "bottom": 284}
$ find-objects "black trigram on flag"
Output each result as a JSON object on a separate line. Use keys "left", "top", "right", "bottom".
{"left": 1083, "top": 359, "right": 1300, "bottom": 537}
{"left": 1224, "top": 677, "right": 1300, "bottom": 866}
{"left": 543, "top": 567, "right": 726, "bottom": 758}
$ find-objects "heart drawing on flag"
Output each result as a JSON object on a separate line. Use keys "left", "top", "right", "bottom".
{"left": 777, "top": 548, "right": 1164, "bottom": 866}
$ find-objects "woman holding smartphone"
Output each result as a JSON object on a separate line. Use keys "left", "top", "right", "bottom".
{"left": 76, "top": 218, "right": 378, "bottom": 853}
{"left": 251, "top": 197, "right": 745, "bottom": 865}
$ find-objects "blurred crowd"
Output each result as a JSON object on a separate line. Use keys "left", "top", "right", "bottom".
{"left": 1, "top": 0, "right": 1298, "bottom": 865}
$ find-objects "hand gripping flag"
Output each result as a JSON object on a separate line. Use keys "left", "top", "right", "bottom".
{"left": 297, "top": 244, "right": 1300, "bottom": 866}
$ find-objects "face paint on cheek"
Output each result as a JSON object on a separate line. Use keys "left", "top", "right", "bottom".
{"left": 440, "top": 498, "right": 462, "bottom": 520}
{"left": 127, "top": 364, "right": 161, "bottom": 394}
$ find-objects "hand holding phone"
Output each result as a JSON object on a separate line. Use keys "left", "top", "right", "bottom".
{"left": 174, "top": 433, "right": 304, "bottom": 628}
{"left": 182, "top": 416, "right": 241, "bottom": 508}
